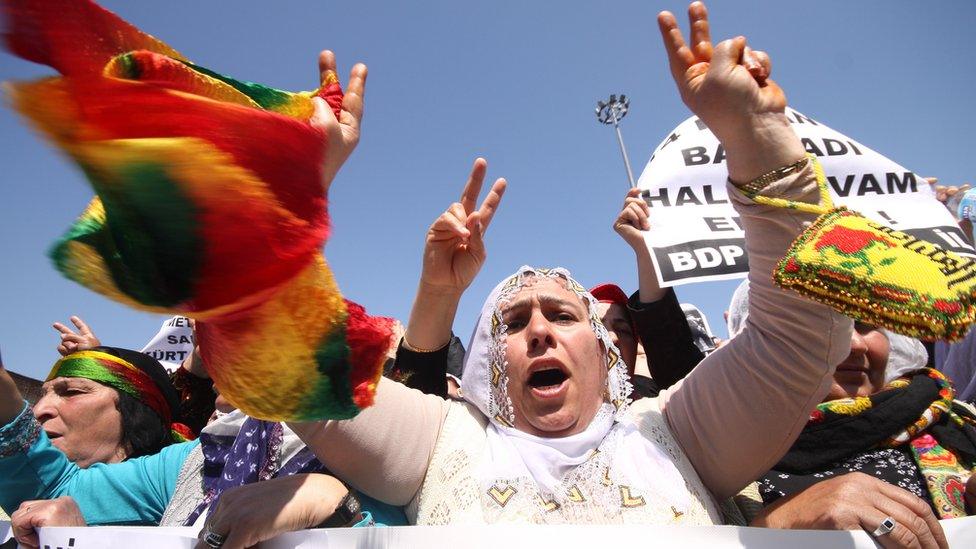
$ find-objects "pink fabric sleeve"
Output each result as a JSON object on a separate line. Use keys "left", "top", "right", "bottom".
{"left": 288, "top": 377, "right": 451, "bottom": 505}
{"left": 658, "top": 162, "right": 853, "bottom": 499}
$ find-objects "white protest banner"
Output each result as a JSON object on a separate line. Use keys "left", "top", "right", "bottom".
{"left": 637, "top": 108, "right": 974, "bottom": 287}
{"left": 17, "top": 517, "right": 975, "bottom": 548}
{"left": 32, "top": 525, "right": 196, "bottom": 549}
{"left": 141, "top": 316, "right": 194, "bottom": 373}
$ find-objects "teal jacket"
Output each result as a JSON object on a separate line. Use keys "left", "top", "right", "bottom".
{"left": 0, "top": 402, "right": 405, "bottom": 526}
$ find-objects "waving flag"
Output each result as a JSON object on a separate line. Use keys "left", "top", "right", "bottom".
{"left": 3, "top": 0, "right": 393, "bottom": 420}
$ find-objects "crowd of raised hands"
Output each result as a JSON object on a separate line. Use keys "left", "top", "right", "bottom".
{"left": 1, "top": 3, "right": 974, "bottom": 549}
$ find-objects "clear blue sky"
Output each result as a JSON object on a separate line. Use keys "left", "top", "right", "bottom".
{"left": 2, "top": 1, "right": 974, "bottom": 380}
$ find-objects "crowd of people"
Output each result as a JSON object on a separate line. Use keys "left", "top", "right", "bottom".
{"left": 1, "top": 2, "right": 975, "bottom": 549}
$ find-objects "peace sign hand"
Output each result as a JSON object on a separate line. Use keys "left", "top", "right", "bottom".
{"left": 52, "top": 316, "right": 101, "bottom": 356}
{"left": 657, "top": 2, "right": 803, "bottom": 182}
{"left": 420, "top": 158, "right": 507, "bottom": 295}
{"left": 310, "top": 50, "right": 368, "bottom": 193}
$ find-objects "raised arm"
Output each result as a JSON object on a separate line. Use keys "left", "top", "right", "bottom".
{"left": 614, "top": 188, "right": 667, "bottom": 304}
{"left": 404, "top": 158, "right": 506, "bottom": 351}
{"left": 291, "top": 161, "right": 506, "bottom": 506}
{"left": 614, "top": 188, "right": 704, "bottom": 389}
{"left": 653, "top": 2, "right": 852, "bottom": 499}
{"left": 310, "top": 50, "right": 368, "bottom": 194}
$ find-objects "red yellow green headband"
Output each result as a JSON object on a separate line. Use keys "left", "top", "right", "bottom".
{"left": 48, "top": 350, "right": 194, "bottom": 441}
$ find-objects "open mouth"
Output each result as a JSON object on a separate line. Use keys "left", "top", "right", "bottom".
{"left": 528, "top": 368, "right": 568, "bottom": 390}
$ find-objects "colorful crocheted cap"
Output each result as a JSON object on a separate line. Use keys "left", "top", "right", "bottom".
{"left": 3, "top": 0, "right": 394, "bottom": 420}
{"left": 746, "top": 156, "right": 976, "bottom": 341}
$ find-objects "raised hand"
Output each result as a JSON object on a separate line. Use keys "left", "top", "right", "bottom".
{"left": 420, "top": 158, "right": 507, "bottom": 295}
{"left": 614, "top": 188, "right": 666, "bottom": 303}
{"left": 310, "top": 50, "right": 368, "bottom": 193}
{"left": 657, "top": 2, "right": 804, "bottom": 182}
{"left": 405, "top": 159, "right": 506, "bottom": 351}
{"left": 614, "top": 187, "right": 652, "bottom": 251}
{"left": 180, "top": 318, "right": 209, "bottom": 379}
{"left": 52, "top": 316, "right": 101, "bottom": 356}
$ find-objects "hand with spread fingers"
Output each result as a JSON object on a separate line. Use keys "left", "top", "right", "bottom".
{"left": 11, "top": 497, "right": 86, "bottom": 549}
{"left": 751, "top": 472, "right": 949, "bottom": 549}
{"left": 195, "top": 473, "right": 355, "bottom": 549}
{"left": 310, "top": 50, "right": 368, "bottom": 193}
{"left": 52, "top": 316, "right": 101, "bottom": 356}
{"left": 657, "top": 1, "right": 805, "bottom": 183}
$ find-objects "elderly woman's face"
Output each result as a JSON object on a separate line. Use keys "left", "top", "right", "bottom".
{"left": 33, "top": 377, "right": 127, "bottom": 467}
{"left": 825, "top": 323, "right": 890, "bottom": 401}
{"left": 502, "top": 277, "right": 608, "bottom": 437}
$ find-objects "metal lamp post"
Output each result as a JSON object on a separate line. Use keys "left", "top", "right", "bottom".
{"left": 595, "top": 94, "right": 636, "bottom": 188}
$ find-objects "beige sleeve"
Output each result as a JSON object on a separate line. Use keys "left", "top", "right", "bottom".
{"left": 658, "top": 161, "right": 853, "bottom": 500}
{"left": 288, "top": 377, "right": 451, "bottom": 505}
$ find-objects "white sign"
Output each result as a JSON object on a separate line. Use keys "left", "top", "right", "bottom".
{"left": 637, "top": 109, "right": 974, "bottom": 286}
{"left": 141, "top": 316, "right": 194, "bottom": 373}
{"left": 0, "top": 517, "right": 970, "bottom": 548}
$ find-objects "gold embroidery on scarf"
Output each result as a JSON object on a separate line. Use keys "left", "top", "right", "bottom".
{"left": 536, "top": 495, "right": 560, "bottom": 512}
{"left": 567, "top": 485, "right": 586, "bottom": 503}
{"left": 488, "top": 484, "right": 517, "bottom": 507}
{"left": 619, "top": 486, "right": 646, "bottom": 508}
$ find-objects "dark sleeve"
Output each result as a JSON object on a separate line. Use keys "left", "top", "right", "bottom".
{"left": 385, "top": 338, "right": 450, "bottom": 398}
{"left": 628, "top": 288, "right": 705, "bottom": 391}
{"left": 169, "top": 366, "right": 216, "bottom": 434}
{"left": 630, "top": 375, "right": 660, "bottom": 399}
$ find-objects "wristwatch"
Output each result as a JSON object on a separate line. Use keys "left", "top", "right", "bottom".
{"left": 316, "top": 491, "right": 363, "bottom": 528}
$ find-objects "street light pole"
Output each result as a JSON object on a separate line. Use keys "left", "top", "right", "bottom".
{"left": 595, "top": 94, "right": 636, "bottom": 188}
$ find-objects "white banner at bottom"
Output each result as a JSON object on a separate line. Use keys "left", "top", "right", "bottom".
{"left": 1, "top": 517, "right": 973, "bottom": 549}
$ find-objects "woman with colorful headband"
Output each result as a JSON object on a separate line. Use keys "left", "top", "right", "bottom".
{"left": 32, "top": 346, "right": 190, "bottom": 468}
{"left": 0, "top": 51, "right": 407, "bottom": 549}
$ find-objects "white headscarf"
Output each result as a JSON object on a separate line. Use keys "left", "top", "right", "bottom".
{"left": 460, "top": 266, "right": 690, "bottom": 520}
{"left": 884, "top": 331, "right": 929, "bottom": 382}
{"left": 724, "top": 279, "right": 927, "bottom": 382}
{"left": 726, "top": 280, "right": 750, "bottom": 339}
